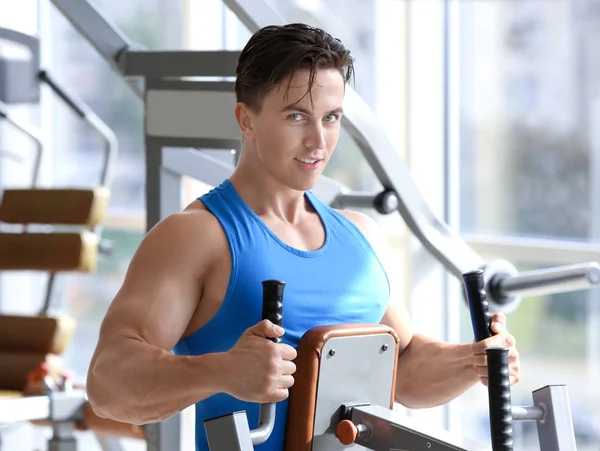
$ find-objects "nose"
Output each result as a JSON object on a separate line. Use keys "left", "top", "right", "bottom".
{"left": 304, "top": 123, "right": 326, "bottom": 150}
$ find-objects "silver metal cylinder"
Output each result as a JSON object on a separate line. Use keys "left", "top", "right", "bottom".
{"left": 498, "top": 262, "right": 600, "bottom": 298}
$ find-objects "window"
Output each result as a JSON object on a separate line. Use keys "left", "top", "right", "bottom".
{"left": 451, "top": 1, "right": 600, "bottom": 448}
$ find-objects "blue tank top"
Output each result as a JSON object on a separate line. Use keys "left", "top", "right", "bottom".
{"left": 172, "top": 179, "right": 390, "bottom": 451}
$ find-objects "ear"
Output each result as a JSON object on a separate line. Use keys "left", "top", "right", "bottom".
{"left": 234, "top": 102, "right": 255, "bottom": 140}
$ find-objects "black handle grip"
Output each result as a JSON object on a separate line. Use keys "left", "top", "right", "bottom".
{"left": 464, "top": 270, "right": 514, "bottom": 451}
{"left": 262, "top": 280, "right": 285, "bottom": 344}
{"left": 463, "top": 269, "right": 493, "bottom": 342}
{"left": 486, "top": 348, "right": 514, "bottom": 451}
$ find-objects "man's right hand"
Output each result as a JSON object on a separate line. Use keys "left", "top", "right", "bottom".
{"left": 220, "top": 320, "right": 297, "bottom": 403}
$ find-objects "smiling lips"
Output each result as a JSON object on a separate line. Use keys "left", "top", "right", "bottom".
{"left": 295, "top": 157, "right": 323, "bottom": 170}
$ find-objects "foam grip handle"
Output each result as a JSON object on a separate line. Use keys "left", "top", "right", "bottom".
{"left": 486, "top": 347, "right": 514, "bottom": 451}
{"left": 262, "top": 280, "right": 285, "bottom": 344}
{"left": 463, "top": 269, "right": 493, "bottom": 342}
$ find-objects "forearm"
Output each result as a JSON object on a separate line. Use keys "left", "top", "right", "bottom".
{"left": 394, "top": 334, "right": 479, "bottom": 409}
{"left": 87, "top": 337, "right": 226, "bottom": 425}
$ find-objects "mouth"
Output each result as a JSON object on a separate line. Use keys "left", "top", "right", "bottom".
{"left": 294, "top": 157, "right": 324, "bottom": 170}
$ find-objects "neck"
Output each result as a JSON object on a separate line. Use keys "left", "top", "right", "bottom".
{"left": 229, "top": 150, "right": 310, "bottom": 224}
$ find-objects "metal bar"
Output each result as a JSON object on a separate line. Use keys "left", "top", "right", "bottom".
{"left": 0, "top": 100, "right": 43, "bottom": 186}
{"left": 532, "top": 385, "right": 577, "bottom": 451}
{"left": 349, "top": 404, "right": 487, "bottom": 451}
{"left": 145, "top": 145, "right": 183, "bottom": 229}
{"left": 122, "top": 50, "right": 240, "bottom": 78}
{"left": 47, "top": 0, "right": 132, "bottom": 75}
{"left": 222, "top": 0, "right": 485, "bottom": 279}
{"left": 143, "top": 415, "right": 182, "bottom": 451}
{"left": 95, "top": 436, "right": 125, "bottom": 451}
{"left": 38, "top": 70, "right": 118, "bottom": 190}
{"left": 40, "top": 272, "right": 57, "bottom": 315}
{"left": 496, "top": 262, "right": 600, "bottom": 298}
{"left": 204, "top": 411, "right": 254, "bottom": 451}
{"left": 250, "top": 401, "right": 275, "bottom": 445}
{"left": 162, "top": 149, "right": 234, "bottom": 189}
{"left": 333, "top": 193, "right": 379, "bottom": 209}
{"left": 150, "top": 137, "right": 241, "bottom": 151}
{"left": 587, "top": 98, "right": 600, "bottom": 381}
{"left": 511, "top": 405, "right": 545, "bottom": 422}
{"left": 0, "top": 149, "right": 24, "bottom": 163}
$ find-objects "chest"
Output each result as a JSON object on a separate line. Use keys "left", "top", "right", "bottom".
{"left": 259, "top": 214, "right": 326, "bottom": 252}
{"left": 227, "top": 241, "right": 391, "bottom": 347}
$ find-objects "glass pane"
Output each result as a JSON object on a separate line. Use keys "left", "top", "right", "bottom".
{"left": 457, "top": 0, "right": 600, "bottom": 242}
{"left": 46, "top": 0, "right": 186, "bottom": 211}
{"left": 454, "top": 2, "right": 600, "bottom": 448}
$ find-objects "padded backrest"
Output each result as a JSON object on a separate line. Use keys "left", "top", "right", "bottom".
{"left": 0, "top": 187, "right": 109, "bottom": 226}
{"left": 0, "top": 187, "right": 108, "bottom": 272}
{"left": 285, "top": 324, "right": 400, "bottom": 451}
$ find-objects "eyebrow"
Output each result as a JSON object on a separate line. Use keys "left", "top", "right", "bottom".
{"left": 280, "top": 105, "right": 344, "bottom": 116}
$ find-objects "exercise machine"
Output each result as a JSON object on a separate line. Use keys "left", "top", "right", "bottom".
{"left": 0, "top": 0, "right": 598, "bottom": 449}
{"left": 205, "top": 271, "right": 577, "bottom": 450}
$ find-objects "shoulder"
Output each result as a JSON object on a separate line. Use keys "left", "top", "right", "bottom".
{"left": 140, "top": 200, "right": 227, "bottom": 261}
{"left": 148, "top": 200, "right": 218, "bottom": 236}
{"left": 335, "top": 209, "right": 387, "bottom": 252}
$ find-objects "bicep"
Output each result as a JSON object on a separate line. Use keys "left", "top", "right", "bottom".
{"left": 380, "top": 301, "right": 413, "bottom": 354}
{"left": 98, "top": 212, "right": 213, "bottom": 351}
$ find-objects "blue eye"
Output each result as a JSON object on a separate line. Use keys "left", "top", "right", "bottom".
{"left": 324, "top": 114, "right": 339, "bottom": 123}
{"left": 288, "top": 113, "right": 304, "bottom": 121}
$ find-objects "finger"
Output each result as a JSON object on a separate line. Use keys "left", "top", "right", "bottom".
{"left": 508, "top": 348, "right": 519, "bottom": 364}
{"left": 473, "top": 353, "right": 487, "bottom": 367}
{"left": 490, "top": 321, "right": 504, "bottom": 334}
{"left": 279, "top": 344, "right": 298, "bottom": 361}
{"left": 472, "top": 334, "right": 517, "bottom": 355}
{"left": 478, "top": 367, "right": 520, "bottom": 386}
{"left": 490, "top": 312, "right": 506, "bottom": 327}
{"left": 271, "top": 388, "right": 290, "bottom": 403}
{"left": 489, "top": 312, "right": 507, "bottom": 334}
{"left": 250, "top": 319, "right": 285, "bottom": 339}
{"left": 472, "top": 336, "right": 505, "bottom": 354}
{"left": 278, "top": 375, "right": 295, "bottom": 389}
{"left": 280, "top": 360, "right": 297, "bottom": 376}
{"left": 474, "top": 366, "right": 489, "bottom": 378}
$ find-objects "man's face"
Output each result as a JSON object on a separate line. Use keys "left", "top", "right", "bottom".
{"left": 237, "top": 68, "right": 345, "bottom": 192}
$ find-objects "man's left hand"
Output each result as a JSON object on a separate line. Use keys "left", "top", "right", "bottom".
{"left": 471, "top": 312, "right": 521, "bottom": 386}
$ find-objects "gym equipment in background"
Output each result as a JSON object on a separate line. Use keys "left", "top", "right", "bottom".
{"left": 0, "top": 34, "right": 123, "bottom": 449}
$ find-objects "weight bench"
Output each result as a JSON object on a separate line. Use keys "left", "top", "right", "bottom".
{"left": 205, "top": 275, "right": 578, "bottom": 451}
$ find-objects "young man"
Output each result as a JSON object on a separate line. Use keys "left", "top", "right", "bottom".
{"left": 86, "top": 23, "right": 520, "bottom": 451}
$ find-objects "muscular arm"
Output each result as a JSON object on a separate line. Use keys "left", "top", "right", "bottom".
{"left": 87, "top": 207, "right": 228, "bottom": 425}
{"left": 381, "top": 307, "right": 478, "bottom": 408}
{"left": 341, "top": 210, "right": 479, "bottom": 409}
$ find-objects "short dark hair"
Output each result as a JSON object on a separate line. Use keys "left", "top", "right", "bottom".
{"left": 234, "top": 23, "right": 355, "bottom": 112}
